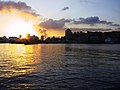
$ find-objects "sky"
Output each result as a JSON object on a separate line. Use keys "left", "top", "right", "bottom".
{"left": 13, "top": 0, "right": 120, "bottom": 23}
{"left": 0, "top": 0, "right": 120, "bottom": 37}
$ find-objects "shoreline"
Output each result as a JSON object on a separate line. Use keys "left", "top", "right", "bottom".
{"left": 0, "top": 42, "right": 119, "bottom": 45}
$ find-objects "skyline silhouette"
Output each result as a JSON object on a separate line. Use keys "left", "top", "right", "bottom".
{"left": 0, "top": 28, "right": 120, "bottom": 44}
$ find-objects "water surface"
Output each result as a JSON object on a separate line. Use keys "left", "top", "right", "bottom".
{"left": 0, "top": 44, "right": 120, "bottom": 90}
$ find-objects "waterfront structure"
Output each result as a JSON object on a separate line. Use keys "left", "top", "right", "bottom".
{"left": 9, "top": 37, "right": 19, "bottom": 43}
{"left": 0, "top": 36, "right": 8, "bottom": 43}
{"left": 41, "top": 35, "right": 44, "bottom": 41}
{"left": 65, "top": 29, "right": 120, "bottom": 43}
{"left": 0, "top": 29, "right": 120, "bottom": 44}
{"left": 65, "top": 28, "right": 72, "bottom": 41}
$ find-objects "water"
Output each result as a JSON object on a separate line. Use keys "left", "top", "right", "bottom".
{"left": 0, "top": 44, "right": 120, "bottom": 90}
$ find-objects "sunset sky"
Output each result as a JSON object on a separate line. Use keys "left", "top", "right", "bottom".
{"left": 0, "top": 0, "right": 120, "bottom": 37}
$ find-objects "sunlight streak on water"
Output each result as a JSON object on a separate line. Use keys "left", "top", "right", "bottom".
{"left": 0, "top": 44, "right": 42, "bottom": 78}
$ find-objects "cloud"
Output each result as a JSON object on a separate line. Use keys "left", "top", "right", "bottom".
{"left": 41, "top": 16, "right": 118, "bottom": 27}
{"left": 39, "top": 19, "right": 71, "bottom": 29}
{"left": 110, "top": 24, "right": 120, "bottom": 26}
{"left": 117, "top": 28, "right": 120, "bottom": 29}
{"left": 69, "top": 28, "right": 112, "bottom": 32}
{"left": 61, "top": 7, "right": 69, "bottom": 11}
{"left": 72, "top": 16, "right": 111, "bottom": 25}
{"left": 39, "top": 16, "right": 120, "bottom": 31}
{"left": 71, "top": 16, "right": 120, "bottom": 26}
{"left": 114, "top": 28, "right": 120, "bottom": 31}
{"left": 40, "top": 29, "right": 47, "bottom": 37}
{"left": 0, "top": 1, "right": 39, "bottom": 16}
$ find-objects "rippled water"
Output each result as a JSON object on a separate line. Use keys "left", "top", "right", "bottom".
{"left": 0, "top": 44, "right": 120, "bottom": 90}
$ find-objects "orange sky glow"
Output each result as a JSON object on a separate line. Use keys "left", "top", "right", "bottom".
{"left": 0, "top": 8, "right": 52, "bottom": 38}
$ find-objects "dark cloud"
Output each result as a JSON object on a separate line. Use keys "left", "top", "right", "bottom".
{"left": 110, "top": 24, "right": 120, "bottom": 26}
{"left": 117, "top": 28, "right": 120, "bottom": 29}
{"left": 0, "top": 1, "right": 39, "bottom": 16}
{"left": 40, "top": 19, "right": 70, "bottom": 29}
{"left": 71, "top": 16, "right": 120, "bottom": 26}
{"left": 39, "top": 16, "right": 120, "bottom": 30}
{"left": 114, "top": 28, "right": 120, "bottom": 31}
{"left": 60, "top": 18, "right": 72, "bottom": 23}
{"left": 72, "top": 16, "right": 111, "bottom": 25}
{"left": 61, "top": 7, "right": 69, "bottom": 11}
{"left": 69, "top": 28, "right": 112, "bottom": 32}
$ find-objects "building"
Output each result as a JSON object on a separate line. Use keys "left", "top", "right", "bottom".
{"left": 65, "top": 29, "right": 72, "bottom": 41}
{"left": 9, "top": 37, "right": 19, "bottom": 42}
{"left": 30, "top": 35, "right": 39, "bottom": 41}
{"left": 0, "top": 36, "right": 8, "bottom": 43}
{"left": 41, "top": 35, "right": 44, "bottom": 41}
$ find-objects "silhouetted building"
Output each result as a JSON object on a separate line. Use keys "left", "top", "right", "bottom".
{"left": 30, "top": 35, "right": 39, "bottom": 42}
{"left": 77, "top": 32, "right": 89, "bottom": 43}
{"left": 41, "top": 35, "right": 44, "bottom": 41}
{"left": 0, "top": 36, "right": 8, "bottom": 43}
{"left": 87, "top": 32, "right": 104, "bottom": 43}
{"left": 45, "top": 37, "right": 51, "bottom": 42}
{"left": 64, "top": 28, "right": 120, "bottom": 43}
{"left": 0, "top": 29, "right": 120, "bottom": 44}
{"left": 9, "top": 37, "right": 19, "bottom": 42}
{"left": 65, "top": 29, "right": 72, "bottom": 41}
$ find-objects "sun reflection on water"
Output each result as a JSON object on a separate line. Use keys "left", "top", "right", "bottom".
{"left": 0, "top": 44, "right": 42, "bottom": 78}
{"left": 0, "top": 44, "right": 66, "bottom": 78}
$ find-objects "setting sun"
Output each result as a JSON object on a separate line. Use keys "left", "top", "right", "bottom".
{"left": 7, "top": 19, "right": 38, "bottom": 38}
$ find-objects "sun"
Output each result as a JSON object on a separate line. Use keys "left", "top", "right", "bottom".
{"left": 7, "top": 19, "right": 38, "bottom": 38}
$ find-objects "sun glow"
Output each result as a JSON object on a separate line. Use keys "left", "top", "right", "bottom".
{"left": 0, "top": 2, "right": 45, "bottom": 38}
{"left": 7, "top": 19, "right": 38, "bottom": 38}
